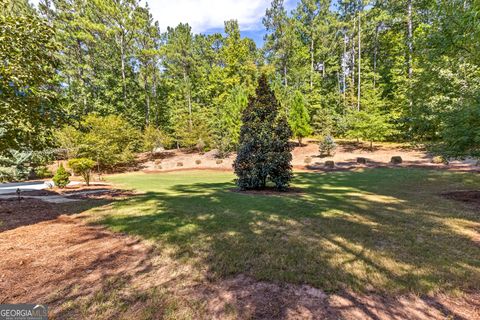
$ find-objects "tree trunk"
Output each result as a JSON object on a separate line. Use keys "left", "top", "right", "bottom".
{"left": 183, "top": 70, "right": 192, "bottom": 129}
{"left": 144, "top": 76, "right": 150, "bottom": 126}
{"left": 357, "top": 6, "right": 361, "bottom": 112}
{"left": 120, "top": 33, "right": 127, "bottom": 110}
{"left": 310, "top": 37, "right": 314, "bottom": 90}
{"left": 373, "top": 24, "right": 378, "bottom": 90}
{"left": 407, "top": 0, "right": 413, "bottom": 112}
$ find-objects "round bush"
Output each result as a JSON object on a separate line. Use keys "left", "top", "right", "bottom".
{"left": 432, "top": 156, "right": 448, "bottom": 165}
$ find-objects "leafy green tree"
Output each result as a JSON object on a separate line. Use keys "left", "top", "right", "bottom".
{"left": 289, "top": 90, "right": 312, "bottom": 145}
{"left": 347, "top": 109, "right": 396, "bottom": 150}
{"left": 68, "top": 158, "right": 96, "bottom": 186}
{"left": 214, "top": 85, "right": 249, "bottom": 155}
{"left": 143, "top": 125, "right": 172, "bottom": 157}
{"left": 234, "top": 74, "right": 292, "bottom": 190}
{"left": 0, "top": 1, "right": 62, "bottom": 154}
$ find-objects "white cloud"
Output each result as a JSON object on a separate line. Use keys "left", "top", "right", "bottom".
{"left": 145, "top": 0, "right": 270, "bottom": 33}
{"left": 30, "top": 0, "right": 300, "bottom": 33}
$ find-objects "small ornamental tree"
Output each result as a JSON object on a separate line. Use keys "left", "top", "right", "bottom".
{"left": 289, "top": 90, "right": 312, "bottom": 146}
{"left": 53, "top": 164, "right": 70, "bottom": 188}
{"left": 68, "top": 158, "right": 96, "bottom": 186}
{"left": 233, "top": 74, "right": 292, "bottom": 191}
{"left": 319, "top": 135, "right": 337, "bottom": 156}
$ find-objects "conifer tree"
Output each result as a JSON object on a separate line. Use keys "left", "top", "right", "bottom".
{"left": 289, "top": 90, "right": 312, "bottom": 146}
{"left": 234, "top": 74, "right": 292, "bottom": 191}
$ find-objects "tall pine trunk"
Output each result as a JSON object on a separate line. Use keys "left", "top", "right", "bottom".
{"left": 357, "top": 6, "right": 361, "bottom": 112}
{"left": 407, "top": 0, "right": 413, "bottom": 112}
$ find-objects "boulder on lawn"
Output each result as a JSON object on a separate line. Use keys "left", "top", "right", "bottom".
{"left": 357, "top": 157, "right": 367, "bottom": 164}
{"left": 324, "top": 161, "right": 335, "bottom": 168}
{"left": 390, "top": 156, "right": 402, "bottom": 164}
{"left": 432, "top": 155, "right": 449, "bottom": 165}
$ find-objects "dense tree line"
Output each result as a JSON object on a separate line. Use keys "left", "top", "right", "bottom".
{"left": 1, "top": 0, "right": 479, "bottom": 161}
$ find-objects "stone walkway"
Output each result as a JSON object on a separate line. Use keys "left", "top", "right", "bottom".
{"left": 0, "top": 189, "right": 110, "bottom": 203}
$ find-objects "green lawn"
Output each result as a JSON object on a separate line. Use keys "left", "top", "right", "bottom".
{"left": 94, "top": 169, "right": 480, "bottom": 294}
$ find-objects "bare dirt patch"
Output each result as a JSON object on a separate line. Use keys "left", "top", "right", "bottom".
{"left": 137, "top": 140, "right": 480, "bottom": 174}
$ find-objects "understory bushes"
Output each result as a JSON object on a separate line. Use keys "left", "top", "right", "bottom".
{"left": 56, "top": 115, "right": 140, "bottom": 171}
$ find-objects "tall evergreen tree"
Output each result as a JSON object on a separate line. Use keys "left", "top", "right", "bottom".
{"left": 234, "top": 75, "right": 292, "bottom": 190}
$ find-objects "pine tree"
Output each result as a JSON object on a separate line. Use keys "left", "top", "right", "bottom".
{"left": 289, "top": 90, "right": 312, "bottom": 146}
{"left": 234, "top": 74, "right": 292, "bottom": 191}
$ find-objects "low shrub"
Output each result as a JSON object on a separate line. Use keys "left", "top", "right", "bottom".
{"left": 319, "top": 135, "right": 336, "bottom": 156}
{"left": 154, "top": 159, "right": 162, "bottom": 165}
{"left": 53, "top": 164, "right": 70, "bottom": 188}
{"left": 304, "top": 157, "right": 312, "bottom": 164}
{"left": 34, "top": 166, "right": 53, "bottom": 179}
{"left": 195, "top": 159, "right": 201, "bottom": 165}
{"left": 216, "top": 159, "right": 223, "bottom": 165}
{"left": 432, "top": 156, "right": 448, "bottom": 164}
{"left": 177, "top": 162, "right": 183, "bottom": 167}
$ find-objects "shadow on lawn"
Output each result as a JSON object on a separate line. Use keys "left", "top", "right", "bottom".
{"left": 99, "top": 169, "right": 480, "bottom": 318}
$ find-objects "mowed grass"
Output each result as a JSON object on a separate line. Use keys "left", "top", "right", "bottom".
{"left": 95, "top": 169, "right": 480, "bottom": 294}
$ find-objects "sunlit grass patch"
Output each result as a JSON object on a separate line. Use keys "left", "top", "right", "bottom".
{"left": 93, "top": 169, "right": 480, "bottom": 294}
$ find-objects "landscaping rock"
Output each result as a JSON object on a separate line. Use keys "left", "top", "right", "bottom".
{"left": 216, "top": 159, "right": 223, "bottom": 165}
{"left": 390, "top": 156, "right": 402, "bottom": 164}
{"left": 204, "top": 149, "right": 219, "bottom": 159}
{"left": 432, "top": 155, "right": 449, "bottom": 165}
{"left": 304, "top": 157, "right": 312, "bottom": 164}
{"left": 177, "top": 162, "right": 183, "bottom": 167}
{"left": 357, "top": 157, "right": 367, "bottom": 164}
{"left": 324, "top": 161, "right": 335, "bottom": 168}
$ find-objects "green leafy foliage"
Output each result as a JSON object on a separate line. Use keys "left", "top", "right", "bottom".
{"left": 56, "top": 115, "right": 140, "bottom": 170}
{"left": 53, "top": 164, "right": 70, "bottom": 188}
{"left": 68, "top": 158, "right": 96, "bottom": 186}
{"left": 234, "top": 75, "right": 292, "bottom": 190}
{"left": 289, "top": 90, "right": 312, "bottom": 145}
{"left": 0, "top": 1, "right": 62, "bottom": 153}
{"left": 143, "top": 126, "right": 172, "bottom": 157}
{"left": 0, "top": 150, "right": 33, "bottom": 181}
{"left": 347, "top": 110, "right": 397, "bottom": 150}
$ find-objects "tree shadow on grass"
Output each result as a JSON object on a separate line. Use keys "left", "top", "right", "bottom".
{"left": 97, "top": 168, "right": 480, "bottom": 318}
